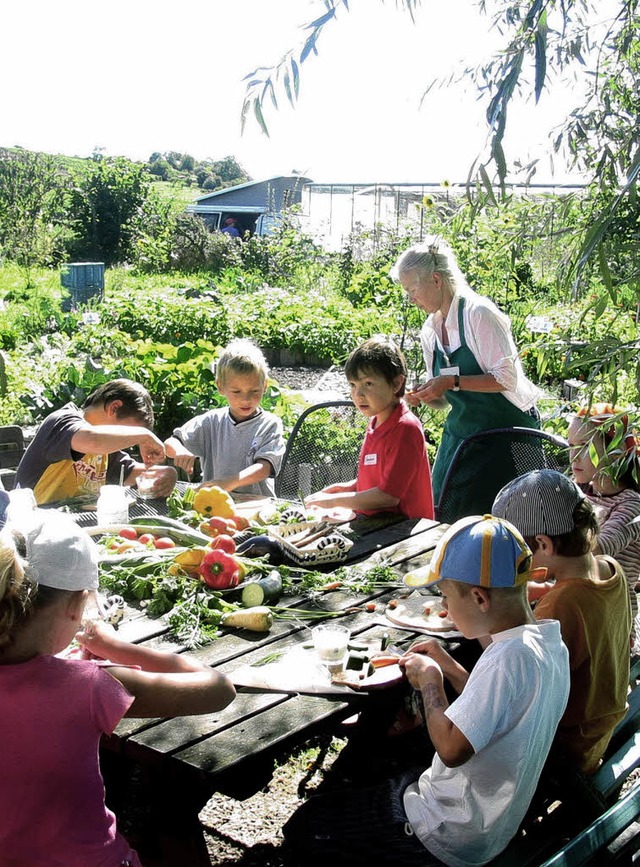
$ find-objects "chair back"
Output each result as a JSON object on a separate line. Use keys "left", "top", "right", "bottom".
{"left": 275, "top": 400, "right": 368, "bottom": 500}
{"left": 0, "top": 425, "right": 26, "bottom": 491}
{"left": 435, "top": 426, "right": 570, "bottom": 524}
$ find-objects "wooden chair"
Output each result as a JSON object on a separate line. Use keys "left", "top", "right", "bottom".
{"left": 275, "top": 400, "right": 368, "bottom": 500}
{"left": 0, "top": 425, "right": 25, "bottom": 491}
{"left": 435, "top": 426, "right": 570, "bottom": 524}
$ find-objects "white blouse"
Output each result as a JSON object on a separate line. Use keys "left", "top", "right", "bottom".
{"left": 420, "top": 289, "right": 544, "bottom": 411}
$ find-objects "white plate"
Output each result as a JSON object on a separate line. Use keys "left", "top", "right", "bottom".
{"left": 384, "top": 592, "right": 460, "bottom": 635}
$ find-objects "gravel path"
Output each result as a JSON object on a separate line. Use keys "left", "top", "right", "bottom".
{"left": 270, "top": 366, "right": 349, "bottom": 402}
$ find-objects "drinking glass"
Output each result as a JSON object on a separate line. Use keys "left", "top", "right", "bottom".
{"left": 312, "top": 623, "right": 351, "bottom": 666}
{"left": 136, "top": 470, "right": 156, "bottom": 499}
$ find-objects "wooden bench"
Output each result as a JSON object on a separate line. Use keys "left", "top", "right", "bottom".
{"left": 539, "top": 782, "right": 640, "bottom": 866}
{"left": 491, "top": 678, "right": 640, "bottom": 866}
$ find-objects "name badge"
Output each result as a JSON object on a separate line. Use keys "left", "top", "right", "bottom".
{"left": 364, "top": 453, "right": 377, "bottom": 466}
{"left": 439, "top": 366, "right": 460, "bottom": 377}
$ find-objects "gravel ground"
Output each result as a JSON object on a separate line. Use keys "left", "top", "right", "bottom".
{"left": 199, "top": 734, "right": 347, "bottom": 866}
{"left": 270, "top": 366, "right": 349, "bottom": 401}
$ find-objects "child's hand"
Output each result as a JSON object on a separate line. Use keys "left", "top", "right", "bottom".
{"left": 172, "top": 449, "right": 197, "bottom": 476}
{"left": 139, "top": 432, "right": 167, "bottom": 467}
{"left": 304, "top": 491, "right": 337, "bottom": 508}
{"left": 405, "top": 638, "right": 453, "bottom": 669}
{"left": 140, "top": 465, "right": 178, "bottom": 497}
{"left": 77, "top": 620, "right": 121, "bottom": 662}
{"left": 400, "top": 652, "right": 444, "bottom": 689}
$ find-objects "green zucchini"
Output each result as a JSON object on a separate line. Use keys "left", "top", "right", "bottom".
{"left": 241, "top": 571, "right": 283, "bottom": 607}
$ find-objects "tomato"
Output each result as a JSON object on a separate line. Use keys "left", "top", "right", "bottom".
{"left": 138, "top": 533, "right": 156, "bottom": 545}
{"left": 230, "top": 515, "right": 250, "bottom": 531}
{"left": 211, "top": 534, "right": 236, "bottom": 555}
{"left": 118, "top": 526, "right": 138, "bottom": 540}
{"left": 199, "top": 516, "right": 231, "bottom": 538}
{"left": 153, "top": 536, "right": 176, "bottom": 549}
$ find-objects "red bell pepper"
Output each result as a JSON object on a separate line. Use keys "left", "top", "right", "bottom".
{"left": 199, "top": 549, "right": 241, "bottom": 590}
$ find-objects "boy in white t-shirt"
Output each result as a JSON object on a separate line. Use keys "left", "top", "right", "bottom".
{"left": 283, "top": 515, "right": 570, "bottom": 867}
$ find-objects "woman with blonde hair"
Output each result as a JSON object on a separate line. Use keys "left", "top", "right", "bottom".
{"left": 391, "top": 236, "right": 542, "bottom": 510}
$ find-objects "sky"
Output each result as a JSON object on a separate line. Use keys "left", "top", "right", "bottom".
{"left": 2, "top": 0, "right": 587, "bottom": 185}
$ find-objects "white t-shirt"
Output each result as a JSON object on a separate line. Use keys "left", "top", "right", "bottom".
{"left": 404, "top": 619, "right": 570, "bottom": 867}
{"left": 420, "top": 289, "right": 544, "bottom": 411}
{"left": 173, "top": 407, "right": 285, "bottom": 497}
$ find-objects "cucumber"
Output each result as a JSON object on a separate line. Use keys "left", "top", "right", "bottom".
{"left": 129, "top": 516, "right": 211, "bottom": 546}
{"left": 346, "top": 651, "right": 369, "bottom": 671}
{"left": 241, "top": 571, "right": 283, "bottom": 607}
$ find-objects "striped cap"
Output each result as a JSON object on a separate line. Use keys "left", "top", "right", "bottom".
{"left": 492, "top": 469, "right": 584, "bottom": 537}
{"left": 405, "top": 514, "right": 537, "bottom": 589}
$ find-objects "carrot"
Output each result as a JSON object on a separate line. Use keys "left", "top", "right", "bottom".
{"left": 388, "top": 599, "right": 399, "bottom": 609}
{"left": 438, "top": 610, "right": 449, "bottom": 618}
{"left": 370, "top": 654, "right": 400, "bottom": 669}
{"left": 365, "top": 602, "right": 377, "bottom": 613}
{"left": 423, "top": 606, "right": 431, "bottom": 615}
{"left": 321, "top": 581, "right": 342, "bottom": 591}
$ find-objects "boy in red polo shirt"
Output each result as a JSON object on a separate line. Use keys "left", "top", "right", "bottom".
{"left": 305, "top": 336, "right": 434, "bottom": 519}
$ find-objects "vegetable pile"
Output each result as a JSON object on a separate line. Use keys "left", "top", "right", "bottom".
{"left": 95, "top": 493, "right": 403, "bottom": 648}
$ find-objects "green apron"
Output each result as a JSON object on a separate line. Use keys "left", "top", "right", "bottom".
{"left": 432, "top": 296, "right": 539, "bottom": 511}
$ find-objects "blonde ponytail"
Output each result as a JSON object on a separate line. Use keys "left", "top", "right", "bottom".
{"left": 0, "top": 529, "right": 36, "bottom": 651}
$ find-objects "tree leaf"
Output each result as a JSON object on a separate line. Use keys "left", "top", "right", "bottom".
{"left": 534, "top": 10, "right": 548, "bottom": 103}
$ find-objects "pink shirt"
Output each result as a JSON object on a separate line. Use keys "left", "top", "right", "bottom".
{"left": 356, "top": 401, "right": 434, "bottom": 519}
{"left": 0, "top": 654, "right": 137, "bottom": 866}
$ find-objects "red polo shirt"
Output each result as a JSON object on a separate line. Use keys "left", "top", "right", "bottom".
{"left": 356, "top": 401, "right": 434, "bottom": 519}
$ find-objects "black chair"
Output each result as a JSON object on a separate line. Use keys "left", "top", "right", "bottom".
{"left": 0, "top": 425, "right": 25, "bottom": 491}
{"left": 435, "top": 426, "right": 570, "bottom": 524}
{"left": 275, "top": 400, "right": 368, "bottom": 500}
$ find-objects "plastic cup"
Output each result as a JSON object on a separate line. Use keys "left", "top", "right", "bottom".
{"left": 136, "top": 471, "right": 156, "bottom": 499}
{"left": 312, "top": 623, "right": 351, "bottom": 666}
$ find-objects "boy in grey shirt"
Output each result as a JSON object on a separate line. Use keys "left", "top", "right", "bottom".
{"left": 165, "top": 340, "right": 284, "bottom": 497}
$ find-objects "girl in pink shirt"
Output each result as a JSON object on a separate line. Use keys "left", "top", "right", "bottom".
{"left": 0, "top": 508, "right": 235, "bottom": 867}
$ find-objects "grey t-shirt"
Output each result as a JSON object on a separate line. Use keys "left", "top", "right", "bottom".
{"left": 173, "top": 407, "right": 285, "bottom": 497}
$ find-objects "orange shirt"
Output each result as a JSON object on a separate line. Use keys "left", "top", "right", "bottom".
{"left": 535, "top": 556, "right": 631, "bottom": 773}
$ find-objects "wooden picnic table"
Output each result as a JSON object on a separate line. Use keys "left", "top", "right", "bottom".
{"left": 76, "top": 489, "right": 454, "bottom": 864}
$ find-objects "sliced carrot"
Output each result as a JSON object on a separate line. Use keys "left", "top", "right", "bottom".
{"left": 321, "top": 581, "right": 342, "bottom": 591}
{"left": 388, "top": 599, "right": 399, "bottom": 609}
{"left": 365, "top": 602, "right": 377, "bottom": 613}
{"left": 438, "top": 609, "right": 449, "bottom": 618}
{"left": 423, "top": 606, "right": 431, "bottom": 615}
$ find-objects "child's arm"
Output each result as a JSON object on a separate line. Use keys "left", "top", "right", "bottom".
{"left": 305, "top": 486, "right": 399, "bottom": 512}
{"left": 405, "top": 638, "right": 469, "bottom": 695}
{"left": 77, "top": 621, "right": 236, "bottom": 718}
{"left": 201, "top": 459, "right": 272, "bottom": 492}
{"left": 71, "top": 425, "right": 167, "bottom": 466}
{"left": 164, "top": 435, "right": 198, "bottom": 476}
{"left": 401, "top": 652, "right": 474, "bottom": 767}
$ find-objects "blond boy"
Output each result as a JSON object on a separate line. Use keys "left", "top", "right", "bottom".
{"left": 164, "top": 340, "right": 285, "bottom": 496}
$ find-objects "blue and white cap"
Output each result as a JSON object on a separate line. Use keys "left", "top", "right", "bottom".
{"left": 405, "top": 514, "right": 543, "bottom": 589}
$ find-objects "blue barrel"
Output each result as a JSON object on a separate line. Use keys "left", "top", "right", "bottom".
{"left": 60, "top": 262, "right": 105, "bottom": 308}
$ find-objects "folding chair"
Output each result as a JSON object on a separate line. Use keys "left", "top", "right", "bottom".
{"left": 275, "top": 400, "right": 368, "bottom": 500}
{"left": 0, "top": 425, "right": 25, "bottom": 491}
{"left": 435, "top": 426, "right": 570, "bottom": 524}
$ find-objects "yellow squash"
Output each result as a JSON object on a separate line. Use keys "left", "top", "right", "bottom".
{"left": 192, "top": 486, "right": 236, "bottom": 519}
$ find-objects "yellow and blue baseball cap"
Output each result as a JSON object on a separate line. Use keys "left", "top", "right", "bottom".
{"left": 405, "top": 514, "right": 545, "bottom": 589}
